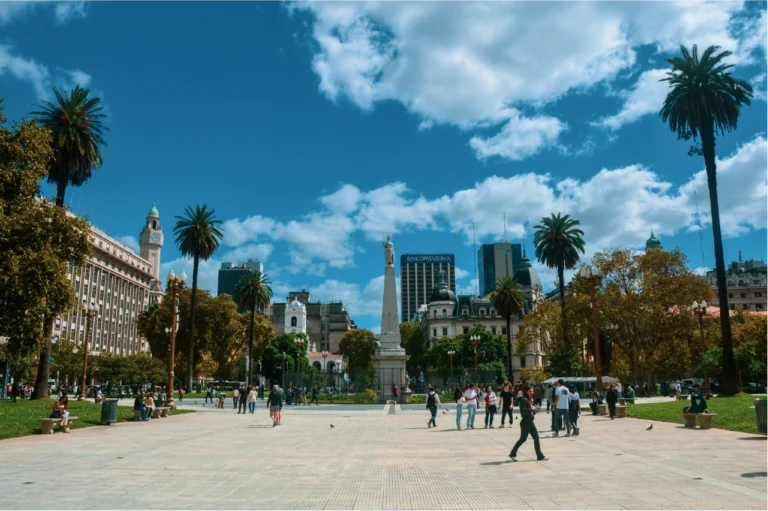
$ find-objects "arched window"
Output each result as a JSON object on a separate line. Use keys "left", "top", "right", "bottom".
{"left": 152, "top": 220, "right": 157, "bottom": 229}
{"left": 479, "top": 309, "right": 486, "bottom": 317}
{"left": 442, "top": 309, "right": 447, "bottom": 318}
{"left": 491, "top": 309, "right": 497, "bottom": 318}
{"left": 462, "top": 307, "right": 469, "bottom": 317}
{"left": 432, "top": 310, "right": 437, "bottom": 319}
{"left": 327, "top": 361, "right": 336, "bottom": 374}
{"left": 291, "top": 316, "right": 297, "bottom": 327}
{"left": 312, "top": 361, "right": 322, "bottom": 371}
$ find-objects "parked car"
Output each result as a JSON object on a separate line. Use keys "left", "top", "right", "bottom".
{"left": 744, "top": 382, "right": 766, "bottom": 394}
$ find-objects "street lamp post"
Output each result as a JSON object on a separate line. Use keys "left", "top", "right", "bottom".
{"left": 282, "top": 351, "right": 286, "bottom": 390}
{"left": 79, "top": 305, "right": 98, "bottom": 400}
{"left": 322, "top": 350, "right": 328, "bottom": 388}
{"left": 470, "top": 335, "right": 481, "bottom": 380}
{"left": 692, "top": 300, "right": 710, "bottom": 392}
{"left": 165, "top": 270, "right": 186, "bottom": 409}
{"left": 579, "top": 265, "right": 604, "bottom": 392}
{"left": 294, "top": 338, "right": 305, "bottom": 386}
{"left": 447, "top": 350, "right": 455, "bottom": 386}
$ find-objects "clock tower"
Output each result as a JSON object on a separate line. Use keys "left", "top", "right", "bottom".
{"left": 139, "top": 203, "right": 165, "bottom": 303}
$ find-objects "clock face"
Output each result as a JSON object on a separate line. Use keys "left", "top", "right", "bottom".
{"left": 150, "top": 232, "right": 161, "bottom": 243}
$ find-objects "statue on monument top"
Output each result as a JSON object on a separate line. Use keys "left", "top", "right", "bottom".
{"left": 384, "top": 235, "right": 394, "bottom": 267}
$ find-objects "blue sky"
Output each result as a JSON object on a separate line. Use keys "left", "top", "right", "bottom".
{"left": 1, "top": 1, "right": 766, "bottom": 331}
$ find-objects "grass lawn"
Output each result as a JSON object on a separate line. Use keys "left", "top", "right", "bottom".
{"left": 625, "top": 393, "right": 767, "bottom": 435}
{"left": 0, "top": 399, "right": 194, "bottom": 440}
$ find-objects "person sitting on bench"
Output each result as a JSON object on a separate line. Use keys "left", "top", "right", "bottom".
{"left": 51, "top": 394, "right": 71, "bottom": 432}
{"left": 683, "top": 394, "right": 709, "bottom": 414}
{"left": 589, "top": 387, "right": 603, "bottom": 415}
{"left": 134, "top": 391, "right": 150, "bottom": 421}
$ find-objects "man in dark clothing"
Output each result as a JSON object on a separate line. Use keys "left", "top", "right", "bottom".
{"left": 134, "top": 392, "right": 150, "bottom": 421}
{"left": 238, "top": 386, "right": 248, "bottom": 414}
{"left": 498, "top": 382, "right": 514, "bottom": 428}
{"left": 10, "top": 383, "right": 19, "bottom": 403}
{"left": 311, "top": 385, "right": 319, "bottom": 406}
{"left": 510, "top": 387, "right": 547, "bottom": 462}
{"left": 589, "top": 387, "right": 603, "bottom": 415}
{"left": 267, "top": 385, "right": 283, "bottom": 426}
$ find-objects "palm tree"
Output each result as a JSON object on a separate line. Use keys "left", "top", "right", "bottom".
{"left": 659, "top": 44, "right": 752, "bottom": 395}
{"left": 234, "top": 270, "right": 273, "bottom": 387}
{"left": 174, "top": 205, "right": 224, "bottom": 391}
{"left": 533, "top": 213, "right": 585, "bottom": 374}
{"left": 31, "top": 85, "right": 108, "bottom": 207}
{"left": 489, "top": 276, "right": 526, "bottom": 379}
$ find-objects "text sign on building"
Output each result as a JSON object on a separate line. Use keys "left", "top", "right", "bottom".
{"left": 403, "top": 255, "right": 454, "bottom": 264}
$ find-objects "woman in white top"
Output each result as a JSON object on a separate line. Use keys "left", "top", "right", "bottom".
{"left": 247, "top": 386, "right": 257, "bottom": 414}
{"left": 484, "top": 386, "right": 498, "bottom": 428}
{"left": 463, "top": 384, "right": 479, "bottom": 430}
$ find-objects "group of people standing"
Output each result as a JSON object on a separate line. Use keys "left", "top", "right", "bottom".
{"left": 231, "top": 385, "right": 260, "bottom": 414}
{"left": 284, "top": 384, "right": 320, "bottom": 406}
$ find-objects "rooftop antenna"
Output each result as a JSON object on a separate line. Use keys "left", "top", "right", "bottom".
{"left": 503, "top": 212, "right": 508, "bottom": 243}
{"left": 693, "top": 187, "right": 706, "bottom": 268}
{"left": 472, "top": 221, "right": 478, "bottom": 296}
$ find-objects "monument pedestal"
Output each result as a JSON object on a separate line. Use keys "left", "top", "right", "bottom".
{"left": 375, "top": 348, "right": 409, "bottom": 403}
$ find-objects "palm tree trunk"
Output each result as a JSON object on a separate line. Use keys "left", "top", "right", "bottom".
{"left": 33, "top": 316, "right": 54, "bottom": 399}
{"left": 557, "top": 262, "right": 571, "bottom": 374}
{"left": 187, "top": 254, "right": 200, "bottom": 392}
{"left": 248, "top": 306, "right": 255, "bottom": 388}
{"left": 505, "top": 315, "right": 513, "bottom": 380}
{"left": 701, "top": 123, "right": 737, "bottom": 395}
{"left": 55, "top": 177, "right": 67, "bottom": 207}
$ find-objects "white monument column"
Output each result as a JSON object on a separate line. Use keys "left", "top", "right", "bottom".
{"left": 375, "top": 235, "right": 409, "bottom": 403}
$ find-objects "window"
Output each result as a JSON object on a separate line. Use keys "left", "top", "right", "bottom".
{"left": 755, "top": 292, "right": 763, "bottom": 298}
{"left": 442, "top": 309, "right": 447, "bottom": 318}
{"left": 442, "top": 327, "right": 448, "bottom": 336}
{"left": 492, "top": 327, "right": 497, "bottom": 335}
{"left": 291, "top": 316, "right": 297, "bottom": 327}
{"left": 479, "top": 309, "right": 486, "bottom": 317}
{"left": 757, "top": 304, "right": 764, "bottom": 311}
{"left": 433, "top": 328, "right": 437, "bottom": 337}
{"left": 462, "top": 307, "right": 469, "bottom": 317}
{"left": 463, "top": 327, "right": 469, "bottom": 334}
{"left": 491, "top": 310, "right": 497, "bottom": 318}
{"left": 433, "top": 310, "right": 437, "bottom": 318}
{"left": 520, "top": 357, "right": 526, "bottom": 368}
{"left": 741, "top": 293, "right": 746, "bottom": 298}
{"left": 502, "top": 327, "right": 507, "bottom": 335}
{"left": 729, "top": 293, "right": 734, "bottom": 298}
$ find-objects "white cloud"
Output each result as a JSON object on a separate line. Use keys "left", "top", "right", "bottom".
{"left": 222, "top": 215, "right": 275, "bottom": 246}
{"left": 220, "top": 243, "right": 273, "bottom": 265}
{"left": 0, "top": 45, "right": 50, "bottom": 99}
{"left": 320, "top": 183, "right": 362, "bottom": 215}
{"left": 56, "top": 68, "right": 92, "bottom": 90}
{"left": 751, "top": 72, "right": 767, "bottom": 102}
{"left": 117, "top": 235, "right": 140, "bottom": 254}
{"left": 295, "top": 2, "right": 763, "bottom": 159}
{"left": 309, "top": 275, "right": 392, "bottom": 319}
{"left": 273, "top": 213, "right": 357, "bottom": 269}
{"left": 454, "top": 267, "right": 470, "bottom": 280}
{"left": 0, "top": 1, "right": 88, "bottom": 25}
{"left": 596, "top": 68, "right": 669, "bottom": 131}
{"left": 457, "top": 278, "right": 478, "bottom": 296}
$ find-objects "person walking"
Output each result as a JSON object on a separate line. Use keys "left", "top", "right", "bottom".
{"left": 233, "top": 387, "right": 240, "bottom": 410}
{"left": 247, "top": 385, "right": 257, "bottom": 414}
{"left": 178, "top": 387, "right": 184, "bottom": 403}
{"left": 464, "top": 383, "right": 478, "bottom": 430}
{"left": 499, "top": 382, "right": 513, "bottom": 428}
{"left": 267, "top": 385, "right": 283, "bottom": 427}
{"left": 238, "top": 386, "right": 248, "bottom": 414}
{"left": 456, "top": 392, "right": 465, "bottom": 431}
{"left": 484, "top": 385, "right": 498, "bottom": 428}
{"left": 301, "top": 386, "right": 308, "bottom": 406}
{"left": 10, "top": 382, "right": 19, "bottom": 403}
{"left": 552, "top": 379, "right": 571, "bottom": 437}
{"left": 311, "top": 385, "right": 319, "bottom": 406}
{"left": 568, "top": 386, "right": 580, "bottom": 436}
{"left": 392, "top": 384, "right": 399, "bottom": 404}
{"left": 509, "top": 387, "right": 547, "bottom": 462}
{"left": 426, "top": 387, "right": 441, "bottom": 428}
{"left": 606, "top": 384, "right": 618, "bottom": 419}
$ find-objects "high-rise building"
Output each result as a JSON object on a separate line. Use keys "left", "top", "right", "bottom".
{"left": 51, "top": 205, "right": 162, "bottom": 355}
{"left": 478, "top": 243, "right": 522, "bottom": 297}
{"left": 217, "top": 259, "right": 264, "bottom": 312}
{"left": 707, "top": 254, "right": 767, "bottom": 312}
{"left": 400, "top": 254, "right": 456, "bottom": 323}
{"left": 268, "top": 290, "right": 356, "bottom": 353}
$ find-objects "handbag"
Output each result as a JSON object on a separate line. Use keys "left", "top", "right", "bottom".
{"left": 49, "top": 411, "right": 62, "bottom": 419}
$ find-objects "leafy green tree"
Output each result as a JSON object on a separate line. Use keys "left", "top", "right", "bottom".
{"left": 659, "top": 44, "right": 753, "bottom": 395}
{"left": 400, "top": 322, "right": 426, "bottom": 374}
{"left": 50, "top": 337, "right": 81, "bottom": 385}
{"left": 137, "top": 303, "right": 170, "bottom": 359}
{"left": 489, "top": 276, "right": 525, "bottom": 378}
{"left": 173, "top": 204, "right": 224, "bottom": 392}
{"left": 426, "top": 328, "right": 506, "bottom": 378}
{"left": 533, "top": 213, "right": 585, "bottom": 374}
{"left": 338, "top": 329, "right": 377, "bottom": 372}
{"left": 234, "top": 270, "right": 273, "bottom": 387}
{"left": 0, "top": 101, "right": 91, "bottom": 399}
{"left": 30, "top": 85, "right": 108, "bottom": 207}
{"left": 205, "top": 295, "right": 248, "bottom": 381}
{"left": 261, "top": 333, "right": 309, "bottom": 385}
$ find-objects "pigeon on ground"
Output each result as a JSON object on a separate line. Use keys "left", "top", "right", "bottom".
{"left": 646, "top": 424, "right": 653, "bottom": 431}
{"left": 442, "top": 410, "right": 447, "bottom": 414}
{"left": 330, "top": 424, "right": 335, "bottom": 428}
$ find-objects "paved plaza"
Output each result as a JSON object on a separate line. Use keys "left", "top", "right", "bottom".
{"left": 0, "top": 401, "right": 766, "bottom": 510}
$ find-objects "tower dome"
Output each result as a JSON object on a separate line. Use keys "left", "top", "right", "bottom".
{"left": 148, "top": 202, "right": 159, "bottom": 218}
{"left": 429, "top": 269, "right": 456, "bottom": 302}
{"left": 513, "top": 249, "right": 542, "bottom": 290}
{"left": 645, "top": 231, "right": 662, "bottom": 251}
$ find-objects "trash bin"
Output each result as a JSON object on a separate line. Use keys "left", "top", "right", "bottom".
{"left": 101, "top": 398, "right": 118, "bottom": 425}
{"left": 755, "top": 398, "right": 767, "bottom": 434}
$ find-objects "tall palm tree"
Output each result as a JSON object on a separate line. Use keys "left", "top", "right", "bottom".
{"left": 234, "top": 270, "right": 273, "bottom": 387}
{"left": 174, "top": 205, "right": 224, "bottom": 391}
{"left": 489, "top": 276, "right": 526, "bottom": 379}
{"left": 533, "top": 213, "right": 585, "bottom": 374}
{"left": 30, "top": 85, "right": 107, "bottom": 400}
{"left": 31, "top": 85, "right": 108, "bottom": 207}
{"left": 660, "top": 44, "right": 752, "bottom": 395}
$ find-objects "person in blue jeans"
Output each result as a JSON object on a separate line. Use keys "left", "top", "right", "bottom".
{"left": 552, "top": 379, "right": 571, "bottom": 437}
{"left": 456, "top": 399, "right": 464, "bottom": 430}
{"left": 134, "top": 392, "right": 150, "bottom": 421}
{"left": 464, "top": 383, "right": 478, "bottom": 430}
{"left": 426, "top": 388, "right": 441, "bottom": 428}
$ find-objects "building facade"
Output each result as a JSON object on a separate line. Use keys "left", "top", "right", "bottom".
{"left": 400, "top": 253, "right": 456, "bottom": 323}
{"left": 419, "top": 256, "right": 546, "bottom": 383}
{"left": 268, "top": 290, "right": 356, "bottom": 353}
{"left": 707, "top": 255, "right": 767, "bottom": 312}
{"left": 51, "top": 206, "right": 162, "bottom": 355}
{"left": 478, "top": 243, "right": 522, "bottom": 297}
{"left": 138, "top": 203, "right": 165, "bottom": 304}
{"left": 217, "top": 259, "right": 264, "bottom": 312}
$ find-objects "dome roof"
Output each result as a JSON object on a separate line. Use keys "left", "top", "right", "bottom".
{"left": 429, "top": 269, "right": 456, "bottom": 302}
{"left": 646, "top": 231, "right": 661, "bottom": 248}
{"left": 513, "top": 251, "right": 543, "bottom": 290}
{"left": 287, "top": 298, "right": 304, "bottom": 310}
{"left": 148, "top": 203, "right": 159, "bottom": 217}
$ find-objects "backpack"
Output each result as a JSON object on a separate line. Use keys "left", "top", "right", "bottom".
{"left": 426, "top": 392, "right": 436, "bottom": 408}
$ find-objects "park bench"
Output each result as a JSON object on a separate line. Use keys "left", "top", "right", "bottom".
{"left": 133, "top": 410, "right": 146, "bottom": 421}
{"left": 94, "top": 397, "right": 103, "bottom": 404}
{"left": 616, "top": 405, "right": 628, "bottom": 418}
{"left": 682, "top": 412, "right": 717, "bottom": 429}
{"left": 619, "top": 398, "right": 635, "bottom": 405}
{"left": 152, "top": 407, "right": 170, "bottom": 419}
{"left": 596, "top": 403, "right": 608, "bottom": 415}
{"left": 39, "top": 416, "right": 79, "bottom": 434}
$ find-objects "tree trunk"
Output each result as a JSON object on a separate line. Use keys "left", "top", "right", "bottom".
{"left": 55, "top": 177, "right": 67, "bottom": 207}
{"left": 557, "top": 262, "right": 571, "bottom": 374}
{"left": 33, "top": 317, "right": 54, "bottom": 399}
{"left": 187, "top": 254, "right": 200, "bottom": 392}
{"left": 700, "top": 123, "right": 737, "bottom": 395}
{"left": 247, "top": 306, "right": 255, "bottom": 388}
{"left": 505, "top": 315, "right": 513, "bottom": 381}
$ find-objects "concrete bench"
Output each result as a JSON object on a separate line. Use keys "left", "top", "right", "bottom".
{"left": 619, "top": 398, "right": 635, "bottom": 405}
{"left": 39, "top": 416, "right": 79, "bottom": 434}
{"left": 133, "top": 410, "right": 146, "bottom": 421}
{"left": 616, "top": 405, "right": 628, "bottom": 418}
{"left": 597, "top": 403, "right": 608, "bottom": 415}
{"left": 152, "top": 407, "right": 170, "bottom": 419}
{"left": 682, "top": 413, "right": 717, "bottom": 429}
{"left": 94, "top": 397, "right": 103, "bottom": 404}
